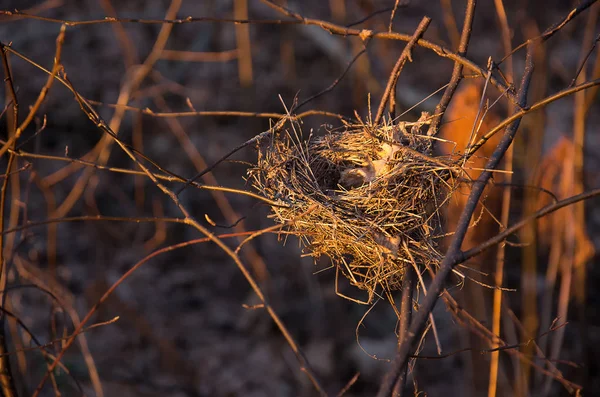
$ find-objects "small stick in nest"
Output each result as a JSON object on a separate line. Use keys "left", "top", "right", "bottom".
{"left": 248, "top": 112, "right": 462, "bottom": 303}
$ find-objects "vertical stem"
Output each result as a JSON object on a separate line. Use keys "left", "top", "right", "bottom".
{"left": 0, "top": 46, "right": 19, "bottom": 397}
{"left": 427, "top": 0, "right": 477, "bottom": 136}
{"left": 374, "top": 17, "right": 431, "bottom": 125}
{"left": 488, "top": 1, "right": 514, "bottom": 396}
{"left": 234, "top": 0, "right": 253, "bottom": 86}
{"left": 392, "top": 268, "right": 414, "bottom": 396}
{"left": 377, "top": 48, "right": 533, "bottom": 397}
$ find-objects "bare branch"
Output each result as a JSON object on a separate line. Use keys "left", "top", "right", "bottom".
{"left": 377, "top": 46, "right": 535, "bottom": 397}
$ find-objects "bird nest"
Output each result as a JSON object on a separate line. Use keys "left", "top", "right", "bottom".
{"left": 248, "top": 113, "right": 461, "bottom": 303}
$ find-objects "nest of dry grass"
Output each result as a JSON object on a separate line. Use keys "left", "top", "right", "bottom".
{"left": 248, "top": 113, "right": 461, "bottom": 303}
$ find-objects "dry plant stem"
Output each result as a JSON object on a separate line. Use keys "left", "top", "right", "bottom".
{"left": 569, "top": 32, "right": 600, "bottom": 88}
{"left": 2, "top": 165, "right": 22, "bottom": 393}
{"left": 294, "top": 48, "right": 367, "bottom": 112}
{"left": 14, "top": 0, "right": 62, "bottom": 16}
{"left": 0, "top": 313, "right": 117, "bottom": 360}
{"left": 388, "top": 1, "right": 403, "bottom": 32}
{"left": 5, "top": 301, "right": 25, "bottom": 394}
{"left": 234, "top": 0, "right": 253, "bottom": 86}
{"left": 99, "top": 0, "right": 139, "bottom": 67}
{"left": 89, "top": 104, "right": 346, "bottom": 121}
{"left": 1, "top": 215, "right": 187, "bottom": 236}
{"left": 0, "top": 29, "right": 344, "bottom": 126}
{"left": 0, "top": 164, "right": 17, "bottom": 394}
{"left": 0, "top": 47, "right": 19, "bottom": 397}
{"left": 101, "top": 0, "right": 142, "bottom": 216}
{"left": 452, "top": 295, "right": 575, "bottom": 392}
{"left": 525, "top": 23, "right": 548, "bottom": 393}
{"left": 177, "top": 45, "right": 367, "bottom": 194}
{"left": 0, "top": 50, "right": 348, "bottom": 189}
{"left": 374, "top": 16, "right": 431, "bottom": 125}
{"left": 15, "top": 254, "right": 108, "bottom": 395}
{"left": 152, "top": 94, "right": 270, "bottom": 282}
{"left": 439, "top": 292, "right": 580, "bottom": 393}
{"left": 160, "top": 48, "right": 239, "bottom": 62}
{"left": 175, "top": 117, "right": 287, "bottom": 195}
{"left": 427, "top": 0, "right": 476, "bottom": 136}
{"left": 504, "top": 308, "right": 573, "bottom": 394}
{"left": 489, "top": 1, "right": 514, "bottom": 395}
{"left": 0, "top": 304, "right": 90, "bottom": 395}
{"left": 53, "top": 0, "right": 181, "bottom": 219}
{"left": 464, "top": 193, "right": 600, "bottom": 266}
{"left": 5, "top": 146, "right": 284, "bottom": 207}
{"left": 515, "top": 17, "right": 541, "bottom": 397}
{"left": 560, "top": 12, "right": 599, "bottom": 395}
{"left": 584, "top": 36, "right": 600, "bottom": 113}
{"left": 3, "top": 13, "right": 302, "bottom": 207}
{"left": 3, "top": 0, "right": 593, "bottom": 105}
{"left": 23, "top": 174, "right": 100, "bottom": 395}
{"left": 0, "top": 26, "right": 65, "bottom": 159}
{"left": 541, "top": 9, "right": 598, "bottom": 393}
{"left": 440, "top": 0, "right": 460, "bottom": 49}
{"left": 392, "top": 269, "right": 414, "bottom": 397}
{"left": 0, "top": 9, "right": 307, "bottom": 25}
{"left": 499, "top": 0, "right": 598, "bottom": 65}
{"left": 337, "top": 372, "right": 360, "bottom": 397}
{"left": 32, "top": 95, "right": 327, "bottom": 397}
{"left": 30, "top": 238, "right": 212, "bottom": 396}
{"left": 257, "top": 0, "right": 516, "bottom": 103}
{"left": 465, "top": 78, "right": 600, "bottom": 159}
{"left": 377, "top": 49, "right": 534, "bottom": 397}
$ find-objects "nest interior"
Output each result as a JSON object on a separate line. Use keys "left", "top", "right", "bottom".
{"left": 248, "top": 114, "right": 460, "bottom": 303}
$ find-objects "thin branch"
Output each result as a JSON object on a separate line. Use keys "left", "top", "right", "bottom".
{"left": 427, "top": 0, "right": 477, "bottom": 136}
{"left": 440, "top": 0, "right": 460, "bottom": 49}
{"left": 32, "top": 78, "right": 328, "bottom": 397}
{"left": 462, "top": 187, "right": 600, "bottom": 263}
{"left": 374, "top": 16, "right": 431, "bottom": 124}
{"left": 174, "top": 116, "right": 288, "bottom": 195}
{"left": 489, "top": 1, "right": 514, "bottom": 395}
{"left": 294, "top": 47, "right": 368, "bottom": 112}
{"left": 391, "top": 268, "right": 414, "bottom": 396}
{"left": 174, "top": 43, "right": 368, "bottom": 195}
{"left": 569, "top": 32, "right": 600, "bottom": 88}
{"left": 6, "top": 147, "right": 286, "bottom": 207}
{"left": 0, "top": 26, "right": 65, "bottom": 159}
{"left": 465, "top": 78, "right": 600, "bottom": 158}
{"left": 376, "top": 47, "right": 534, "bottom": 397}
{"left": 1, "top": 215, "right": 187, "bottom": 236}
{"left": 257, "top": 0, "right": 516, "bottom": 103}
{"left": 0, "top": 40, "right": 19, "bottom": 397}
{"left": 159, "top": 48, "right": 239, "bottom": 62}
{"left": 4, "top": 0, "right": 593, "bottom": 108}
{"left": 0, "top": 10, "right": 294, "bottom": 25}
{"left": 88, "top": 101, "right": 349, "bottom": 120}
{"left": 498, "top": 0, "right": 598, "bottom": 66}
{"left": 346, "top": 7, "right": 393, "bottom": 28}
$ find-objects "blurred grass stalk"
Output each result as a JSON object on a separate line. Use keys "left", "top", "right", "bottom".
{"left": 234, "top": 0, "right": 253, "bottom": 87}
